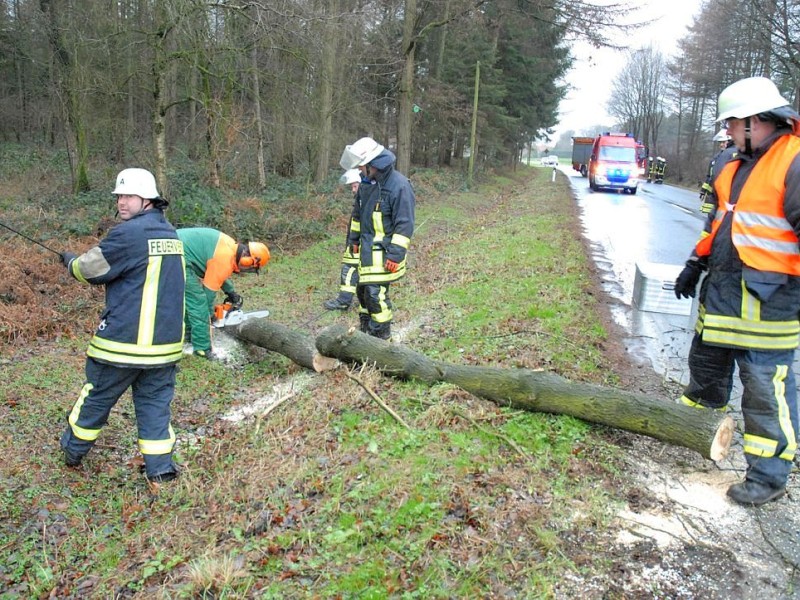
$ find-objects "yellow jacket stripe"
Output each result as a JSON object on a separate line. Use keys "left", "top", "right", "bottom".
{"left": 138, "top": 256, "right": 161, "bottom": 345}
{"left": 88, "top": 337, "right": 184, "bottom": 364}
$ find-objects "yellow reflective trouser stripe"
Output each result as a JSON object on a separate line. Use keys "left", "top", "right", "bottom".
{"left": 342, "top": 266, "right": 358, "bottom": 293}
{"left": 372, "top": 286, "right": 392, "bottom": 323}
{"left": 69, "top": 383, "right": 101, "bottom": 441}
{"left": 350, "top": 219, "right": 360, "bottom": 233}
{"left": 743, "top": 434, "right": 778, "bottom": 457}
{"left": 774, "top": 364, "right": 797, "bottom": 460}
{"left": 138, "top": 256, "right": 162, "bottom": 345}
{"left": 139, "top": 424, "right": 176, "bottom": 455}
{"left": 679, "top": 395, "right": 728, "bottom": 412}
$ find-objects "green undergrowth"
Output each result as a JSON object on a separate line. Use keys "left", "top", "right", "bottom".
{"left": 0, "top": 165, "right": 632, "bottom": 598}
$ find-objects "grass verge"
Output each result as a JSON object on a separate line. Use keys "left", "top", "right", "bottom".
{"left": 0, "top": 165, "right": 635, "bottom": 598}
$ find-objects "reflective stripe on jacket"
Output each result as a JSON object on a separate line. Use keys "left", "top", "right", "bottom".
{"left": 692, "top": 133, "right": 800, "bottom": 350}
{"left": 696, "top": 135, "right": 800, "bottom": 275}
{"left": 349, "top": 161, "right": 415, "bottom": 285}
{"left": 68, "top": 210, "right": 185, "bottom": 366}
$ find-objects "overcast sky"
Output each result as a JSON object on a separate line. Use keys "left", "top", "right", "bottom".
{"left": 551, "top": 0, "right": 702, "bottom": 142}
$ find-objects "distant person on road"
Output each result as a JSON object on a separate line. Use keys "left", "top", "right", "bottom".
{"left": 653, "top": 156, "right": 667, "bottom": 183}
{"left": 177, "top": 227, "right": 270, "bottom": 360}
{"left": 323, "top": 169, "right": 363, "bottom": 311}
{"left": 339, "top": 137, "right": 415, "bottom": 340}
{"left": 699, "top": 129, "right": 736, "bottom": 214}
{"left": 673, "top": 76, "right": 800, "bottom": 506}
{"left": 59, "top": 168, "right": 185, "bottom": 483}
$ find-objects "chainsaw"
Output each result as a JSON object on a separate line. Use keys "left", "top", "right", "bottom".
{"left": 212, "top": 303, "right": 270, "bottom": 328}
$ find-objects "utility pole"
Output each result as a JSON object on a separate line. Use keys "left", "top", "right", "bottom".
{"left": 467, "top": 61, "right": 480, "bottom": 188}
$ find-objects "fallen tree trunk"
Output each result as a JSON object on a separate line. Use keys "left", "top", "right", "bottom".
{"left": 227, "top": 318, "right": 339, "bottom": 372}
{"left": 315, "top": 324, "right": 734, "bottom": 461}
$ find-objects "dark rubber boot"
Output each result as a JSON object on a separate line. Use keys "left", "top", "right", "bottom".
{"left": 359, "top": 314, "right": 371, "bottom": 333}
{"left": 726, "top": 480, "right": 785, "bottom": 506}
{"left": 324, "top": 296, "right": 351, "bottom": 310}
{"left": 147, "top": 470, "right": 179, "bottom": 483}
{"left": 369, "top": 322, "right": 391, "bottom": 340}
{"left": 63, "top": 448, "right": 83, "bottom": 467}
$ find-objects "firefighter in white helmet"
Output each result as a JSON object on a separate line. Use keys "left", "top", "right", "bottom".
{"left": 674, "top": 76, "right": 800, "bottom": 506}
{"left": 59, "top": 168, "right": 185, "bottom": 483}
{"left": 698, "top": 129, "right": 737, "bottom": 214}
{"left": 339, "top": 137, "right": 415, "bottom": 340}
{"left": 324, "top": 169, "right": 363, "bottom": 310}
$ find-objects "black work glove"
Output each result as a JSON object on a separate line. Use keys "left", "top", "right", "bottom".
{"left": 674, "top": 260, "right": 705, "bottom": 299}
{"left": 224, "top": 291, "right": 243, "bottom": 311}
{"left": 60, "top": 252, "right": 77, "bottom": 267}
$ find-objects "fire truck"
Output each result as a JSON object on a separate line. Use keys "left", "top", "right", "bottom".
{"left": 587, "top": 132, "right": 640, "bottom": 195}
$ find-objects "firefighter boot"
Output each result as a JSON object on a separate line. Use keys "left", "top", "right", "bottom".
{"left": 726, "top": 480, "right": 785, "bottom": 506}
{"left": 61, "top": 417, "right": 85, "bottom": 467}
{"left": 62, "top": 448, "right": 83, "bottom": 467}
{"left": 359, "top": 314, "right": 371, "bottom": 333}
{"left": 369, "top": 321, "right": 391, "bottom": 341}
{"left": 324, "top": 294, "right": 353, "bottom": 311}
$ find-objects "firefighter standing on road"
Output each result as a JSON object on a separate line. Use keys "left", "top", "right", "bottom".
{"left": 673, "top": 76, "right": 800, "bottom": 506}
{"left": 59, "top": 168, "right": 185, "bottom": 483}
{"left": 653, "top": 156, "right": 667, "bottom": 183}
{"left": 339, "top": 137, "right": 415, "bottom": 340}
{"left": 177, "top": 227, "right": 270, "bottom": 359}
{"left": 323, "top": 169, "right": 363, "bottom": 311}
{"left": 699, "top": 129, "right": 736, "bottom": 214}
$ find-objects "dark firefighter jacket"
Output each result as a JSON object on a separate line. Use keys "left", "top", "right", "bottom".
{"left": 66, "top": 209, "right": 185, "bottom": 366}
{"left": 699, "top": 145, "right": 737, "bottom": 214}
{"left": 694, "top": 130, "right": 800, "bottom": 350}
{"left": 347, "top": 150, "right": 415, "bottom": 284}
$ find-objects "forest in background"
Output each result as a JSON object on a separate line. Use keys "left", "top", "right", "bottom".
{"left": 4, "top": 1, "right": 800, "bottom": 196}
{"left": 0, "top": 0, "right": 628, "bottom": 196}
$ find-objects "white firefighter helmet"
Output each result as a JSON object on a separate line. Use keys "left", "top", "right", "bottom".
{"left": 339, "top": 169, "right": 361, "bottom": 185}
{"left": 716, "top": 76, "right": 791, "bottom": 122}
{"left": 339, "top": 137, "right": 385, "bottom": 170}
{"left": 112, "top": 168, "right": 160, "bottom": 199}
{"left": 712, "top": 128, "right": 730, "bottom": 142}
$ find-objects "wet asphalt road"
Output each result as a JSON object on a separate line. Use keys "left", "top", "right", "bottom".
{"left": 563, "top": 166, "right": 705, "bottom": 384}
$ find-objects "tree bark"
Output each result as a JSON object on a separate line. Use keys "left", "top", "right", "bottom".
{"left": 228, "top": 318, "right": 339, "bottom": 373}
{"left": 314, "top": 324, "right": 734, "bottom": 461}
{"left": 396, "top": 0, "right": 417, "bottom": 175}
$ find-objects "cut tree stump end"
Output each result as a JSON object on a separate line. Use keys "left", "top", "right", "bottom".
{"left": 709, "top": 415, "right": 735, "bottom": 462}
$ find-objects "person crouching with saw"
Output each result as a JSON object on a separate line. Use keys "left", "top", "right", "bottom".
{"left": 176, "top": 227, "right": 269, "bottom": 360}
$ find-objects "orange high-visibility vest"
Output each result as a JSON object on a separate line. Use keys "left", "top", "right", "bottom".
{"left": 696, "top": 135, "right": 800, "bottom": 275}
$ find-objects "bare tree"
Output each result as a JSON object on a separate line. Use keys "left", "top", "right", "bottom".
{"left": 607, "top": 45, "right": 666, "bottom": 154}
